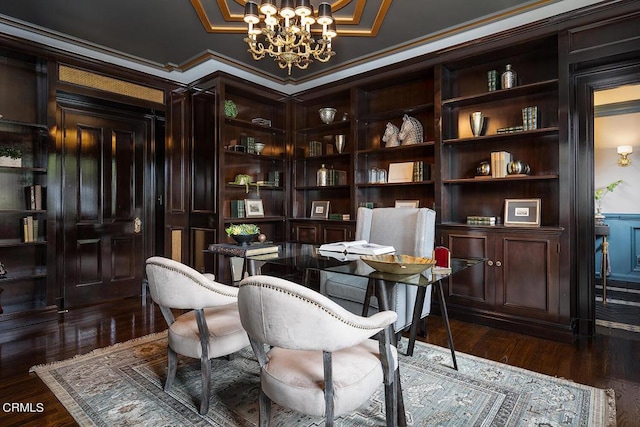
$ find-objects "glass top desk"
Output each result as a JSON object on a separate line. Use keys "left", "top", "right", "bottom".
{"left": 240, "top": 243, "right": 483, "bottom": 370}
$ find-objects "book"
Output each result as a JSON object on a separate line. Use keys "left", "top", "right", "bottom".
{"left": 208, "top": 242, "right": 280, "bottom": 257}
{"left": 24, "top": 185, "right": 43, "bottom": 210}
{"left": 319, "top": 240, "right": 395, "bottom": 255}
{"left": 318, "top": 250, "right": 362, "bottom": 261}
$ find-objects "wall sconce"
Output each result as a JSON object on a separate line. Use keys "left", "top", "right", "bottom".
{"left": 617, "top": 145, "right": 633, "bottom": 167}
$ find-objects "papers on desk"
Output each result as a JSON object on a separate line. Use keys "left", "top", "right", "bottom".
{"left": 318, "top": 240, "right": 395, "bottom": 255}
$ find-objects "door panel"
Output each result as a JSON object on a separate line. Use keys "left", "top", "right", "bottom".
{"left": 59, "top": 104, "right": 149, "bottom": 307}
{"left": 444, "top": 231, "right": 492, "bottom": 309}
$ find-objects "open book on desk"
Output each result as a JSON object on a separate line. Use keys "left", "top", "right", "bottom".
{"left": 319, "top": 240, "right": 395, "bottom": 256}
{"left": 318, "top": 250, "right": 362, "bottom": 262}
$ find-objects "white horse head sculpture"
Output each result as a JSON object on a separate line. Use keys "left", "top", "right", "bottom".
{"left": 382, "top": 122, "right": 400, "bottom": 147}
{"left": 398, "top": 114, "right": 423, "bottom": 145}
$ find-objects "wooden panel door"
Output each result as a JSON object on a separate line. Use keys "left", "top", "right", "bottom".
{"left": 494, "top": 232, "right": 561, "bottom": 321}
{"left": 441, "top": 229, "right": 494, "bottom": 310}
{"left": 58, "top": 103, "right": 149, "bottom": 307}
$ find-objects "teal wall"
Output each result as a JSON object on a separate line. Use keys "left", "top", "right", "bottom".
{"left": 596, "top": 213, "right": 640, "bottom": 283}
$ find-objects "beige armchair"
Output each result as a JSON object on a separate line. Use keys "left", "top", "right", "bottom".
{"left": 238, "top": 274, "right": 402, "bottom": 427}
{"left": 320, "top": 207, "right": 436, "bottom": 339}
{"left": 145, "top": 256, "right": 250, "bottom": 414}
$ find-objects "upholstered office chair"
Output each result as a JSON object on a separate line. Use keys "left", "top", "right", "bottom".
{"left": 145, "top": 256, "right": 250, "bottom": 414}
{"left": 320, "top": 207, "right": 436, "bottom": 343}
{"left": 238, "top": 275, "right": 401, "bottom": 427}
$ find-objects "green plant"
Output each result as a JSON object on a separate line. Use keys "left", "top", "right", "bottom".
{"left": 0, "top": 146, "right": 22, "bottom": 159}
{"left": 595, "top": 179, "right": 623, "bottom": 210}
{"left": 225, "top": 223, "right": 260, "bottom": 236}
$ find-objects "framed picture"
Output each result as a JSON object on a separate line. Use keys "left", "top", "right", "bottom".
{"left": 504, "top": 198, "right": 541, "bottom": 226}
{"left": 310, "top": 201, "right": 330, "bottom": 219}
{"left": 244, "top": 199, "right": 265, "bottom": 217}
{"left": 388, "top": 162, "right": 414, "bottom": 183}
{"left": 395, "top": 200, "right": 420, "bottom": 208}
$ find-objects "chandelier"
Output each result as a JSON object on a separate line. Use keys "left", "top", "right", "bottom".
{"left": 243, "top": 1, "right": 336, "bottom": 75}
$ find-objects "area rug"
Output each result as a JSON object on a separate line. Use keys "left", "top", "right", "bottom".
{"left": 30, "top": 331, "right": 616, "bottom": 426}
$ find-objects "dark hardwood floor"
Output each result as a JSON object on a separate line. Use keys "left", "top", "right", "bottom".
{"left": 1, "top": 295, "right": 638, "bottom": 426}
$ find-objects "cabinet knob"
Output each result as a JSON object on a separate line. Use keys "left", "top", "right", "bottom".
{"left": 495, "top": 261, "right": 502, "bottom": 267}
{"left": 487, "top": 260, "right": 494, "bottom": 266}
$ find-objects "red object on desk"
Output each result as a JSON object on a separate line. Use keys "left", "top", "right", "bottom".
{"left": 433, "top": 246, "right": 451, "bottom": 267}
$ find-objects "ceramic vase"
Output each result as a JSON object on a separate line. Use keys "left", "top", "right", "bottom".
{"left": 470, "top": 112, "right": 485, "bottom": 137}
{"left": 335, "top": 135, "right": 346, "bottom": 153}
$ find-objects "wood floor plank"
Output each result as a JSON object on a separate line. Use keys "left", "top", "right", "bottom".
{"left": 1, "top": 295, "right": 638, "bottom": 426}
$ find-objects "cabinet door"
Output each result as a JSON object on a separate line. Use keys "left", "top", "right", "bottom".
{"left": 291, "top": 222, "right": 319, "bottom": 244}
{"left": 441, "top": 229, "right": 494, "bottom": 310}
{"left": 494, "top": 232, "right": 560, "bottom": 321}
{"left": 322, "top": 223, "right": 354, "bottom": 243}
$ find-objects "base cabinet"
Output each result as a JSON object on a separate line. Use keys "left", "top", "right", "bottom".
{"left": 440, "top": 226, "right": 569, "bottom": 339}
{"left": 290, "top": 220, "right": 354, "bottom": 244}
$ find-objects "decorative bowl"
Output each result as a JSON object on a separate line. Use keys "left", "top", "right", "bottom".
{"left": 360, "top": 254, "right": 436, "bottom": 275}
{"left": 231, "top": 233, "right": 258, "bottom": 246}
{"left": 254, "top": 142, "right": 265, "bottom": 155}
{"left": 318, "top": 107, "right": 337, "bottom": 124}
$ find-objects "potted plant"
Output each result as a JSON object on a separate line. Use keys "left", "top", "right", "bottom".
{"left": 225, "top": 223, "right": 260, "bottom": 246}
{"left": 594, "top": 179, "right": 623, "bottom": 225}
{"left": 0, "top": 146, "right": 22, "bottom": 167}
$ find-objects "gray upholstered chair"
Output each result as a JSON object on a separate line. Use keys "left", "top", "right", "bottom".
{"left": 238, "top": 274, "right": 401, "bottom": 427}
{"left": 145, "top": 256, "right": 250, "bottom": 414}
{"left": 320, "top": 207, "right": 436, "bottom": 341}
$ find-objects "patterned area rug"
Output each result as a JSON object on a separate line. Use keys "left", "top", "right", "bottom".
{"left": 31, "top": 331, "right": 616, "bottom": 426}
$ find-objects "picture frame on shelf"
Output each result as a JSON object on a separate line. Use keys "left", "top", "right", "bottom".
{"left": 504, "top": 199, "right": 541, "bottom": 226}
{"left": 395, "top": 200, "right": 420, "bottom": 208}
{"left": 244, "top": 199, "right": 265, "bottom": 217}
{"left": 388, "top": 162, "right": 414, "bottom": 183}
{"left": 310, "top": 201, "right": 330, "bottom": 219}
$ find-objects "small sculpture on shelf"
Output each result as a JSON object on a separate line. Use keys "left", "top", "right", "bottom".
{"left": 398, "top": 114, "right": 423, "bottom": 145}
{"left": 382, "top": 122, "right": 400, "bottom": 147}
{"left": 507, "top": 160, "right": 531, "bottom": 175}
{"left": 0, "top": 262, "right": 7, "bottom": 279}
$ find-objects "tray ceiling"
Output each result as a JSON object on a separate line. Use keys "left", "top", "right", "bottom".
{"left": 0, "top": 0, "right": 602, "bottom": 93}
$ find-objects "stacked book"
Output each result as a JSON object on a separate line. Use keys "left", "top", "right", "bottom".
{"left": 487, "top": 70, "right": 498, "bottom": 91}
{"left": 467, "top": 216, "right": 497, "bottom": 225}
{"left": 230, "top": 200, "right": 245, "bottom": 218}
{"left": 327, "top": 169, "right": 348, "bottom": 186}
{"left": 267, "top": 171, "right": 281, "bottom": 187}
{"left": 522, "top": 106, "right": 538, "bottom": 130}
{"left": 240, "top": 136, "right": 256, "bottom": 154}
{"left": 22, "top": 216, "right": 39, "bottom": 242}
{"left": 309, "top": 140, "right": 322, "bottom": 157}
{"left": 208, "top": 242, "right": 280, "bottom": 258}
{"left": 412, "top": 161, "right": 431, "bottom": 182}
{"left": 490, "top": 151, "right": 511, "bottom": 178}
{"left": 496, "top": 126, "right": 524, "bottom": 134}
{"left": 24, "top": 184, "right": 44, "bottom": 210}
{"left": 329, "top": 213, "right": 351, "bottom": 221}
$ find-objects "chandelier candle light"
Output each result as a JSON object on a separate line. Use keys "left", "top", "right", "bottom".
{"left": 243, "top": 1, "right": 336, "bottom": 75}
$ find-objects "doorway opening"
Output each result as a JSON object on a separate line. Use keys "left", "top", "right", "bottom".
{"left": 593, "top": 84, "right": 640, "bottom": 334}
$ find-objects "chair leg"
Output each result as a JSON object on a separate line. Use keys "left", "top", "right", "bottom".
{"left": 165, "top": 346, "right": 177, "bottom": 392}
{"left": 259, "top": 388, "right": 272, "bottom": 427}
{"left": 199, "top": 356, "right": 211, "bottom": 414}
{"left": 384, "top": 378, "right": 398, "bottom": 427}
{"left": 396, "top": 368, "right": 406, "bottom": 427}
